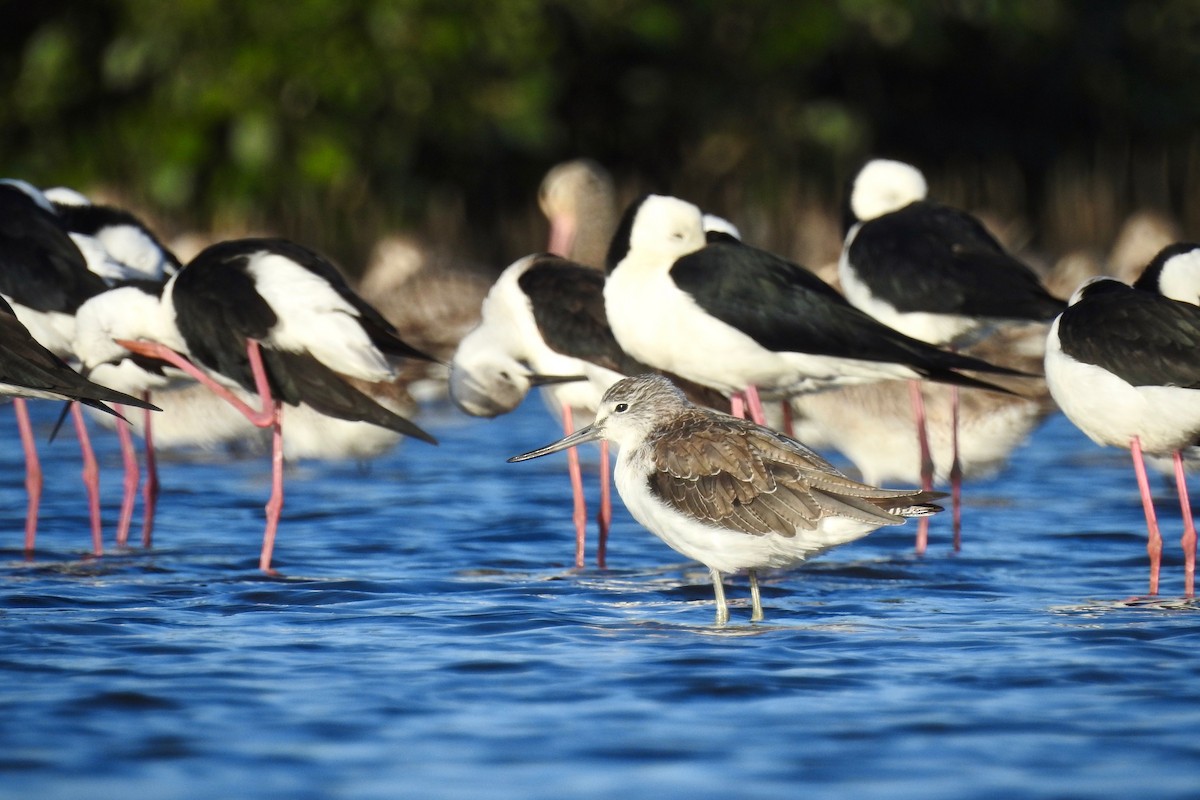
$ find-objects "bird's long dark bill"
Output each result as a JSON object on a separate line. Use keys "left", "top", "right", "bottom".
{"left": 507, "top": 423, "right": 601, "bottom": 462}
{"left": 48, "top": 402, "right": 72, "bottom": 442}
{"left": 528, "top": 373, "right": 588, "bottom": 388}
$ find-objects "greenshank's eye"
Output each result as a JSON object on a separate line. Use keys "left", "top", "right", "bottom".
{"left": 614, "top": 402, "right": 629, "bottom": 413}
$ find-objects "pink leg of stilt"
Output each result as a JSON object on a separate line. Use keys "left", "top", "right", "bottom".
{"left": 258, "top": 405, "right": 284, "bottom": 574}
{"left": 743, "top": 385, "right": 767, "bottom": 425}
{"left": 14, "top": 399, "right": 42, "bottom": 556}
{"left": 141, "top": 398, "right": 158, "bottom": 548}
{"left": 730, "top": 392, "right": 746, "bottom": 419}
{"left": 562, "top": 404, "right": 588, "bottom": 570}
{"left": 71, "top": 403, "right": 103, "bottom": 557}
{"left": 781, "top": 401, "right": 795, "bottom": 437}
{"left": 908, "top": 380, "right": 933, "bottom": 556}
{"left": 596, "top": 439, "right": 611, "bottom": 570}
{"left": 949, "top": 385, "right": 963, "bottom": 551}
{"left": 1174, "top": 450, "right": 1195, "bottom": 598}
{"left": 1130, "top": 436, "right": 1162, "bottom": 596}
{"left": 14, "top": 398, "right": 42, "bottom": 554}
{"left": 114, "top": 406, "right": 139, "bottom": 548}
{"left": 117, "top": 338, "right": 280, "bottom": 570}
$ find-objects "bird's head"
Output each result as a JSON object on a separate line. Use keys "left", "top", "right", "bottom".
{"left": 507, "top": 373, "right": 688, "bottom": 462}
{"left": 848, "top": 158, "right": 929, "bottom": 223}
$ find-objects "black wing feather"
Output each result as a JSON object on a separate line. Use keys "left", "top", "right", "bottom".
{"left": 0, "top": 186, "right": 107, "bottom": 313}
{"left": 518, "top": 255, "right": 647, "bottom": 375}
{"left": 670, "top": 239, "right": 1025, "bottom": 383}
{"left": 847, "top": 202, "right": 1064, "bottom": 320}
{"left": 0, "top": 299, "right": 158, "bottom": 412}
{"left": 266, "top": 350, "right": 436, "bottom": 443}
{"left": 171, "top": 240, "right": 279, "bottom": 392}
{"left": 1059, "top": 282, "right": 1200, "bottom": 389}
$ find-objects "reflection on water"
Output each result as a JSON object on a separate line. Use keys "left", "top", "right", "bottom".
{"left": 1, "top": 401, "right": 1199, "bottom": 800}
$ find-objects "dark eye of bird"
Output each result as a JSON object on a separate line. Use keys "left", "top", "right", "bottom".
{"left": 614, "top": 402, "right": 629, "bottom": 413}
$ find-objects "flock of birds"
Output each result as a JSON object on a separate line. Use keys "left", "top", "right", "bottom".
{"left": 0, "top": 157, "right": 1197, "bottom": 624}
{"left": 0, "top": 180, "right": 438, "bottom": 573}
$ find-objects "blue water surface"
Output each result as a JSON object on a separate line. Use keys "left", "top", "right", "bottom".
{"left": 1, "top": 396, "right": 1198, "bottom": 800}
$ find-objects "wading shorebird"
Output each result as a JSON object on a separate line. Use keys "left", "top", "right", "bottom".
{"left": 452, "top": 253, "right": 729, "bottom": 570}
{"left": 0, "top": 294, "right": 159, "bottom": 553}
{"left": 509, "top": 373, "right": 943, "bottom": 624}
{"left": 1046, "top": 274, "right": 1200, "bottom": 597}
{"left": 115, "top": 237, "right": 438, "bottom": 573}
{"left": 840, "top": 159, "right": 1062, "bottom": 550}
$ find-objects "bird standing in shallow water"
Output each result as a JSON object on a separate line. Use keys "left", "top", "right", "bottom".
{"left": 452, "top": 254, "right": 632, "bottom": 569}
{"left": 453, "top": 253, "right": 730, "bottom": 570}
{"left": 116, "top": 237, "right": 438, "bottom": 573}
{"left": 510, "top": 374, "right": 943, "bottom": 624}
{"left": 0, "top": 294, "right": 159, "bottom": 554}
{"left": 1045, "top": 273, "right": 1200, "bottom": 597}
{"left": 0, "top": 179, "right": 116, "bottom": 554}
{"left": 840, "top": 159, "right": 1063, "bottom": 551}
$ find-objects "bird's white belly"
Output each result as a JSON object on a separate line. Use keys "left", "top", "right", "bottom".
{"left": 606, "top": 267, "right": 915, "bottom": 395}
{"left": 605, "top": 269, "right": 781, "bottom": 394}
{"left": 839, "top": 248, "right": 977, "bottom": 345}
{"left": 791, "top": 382, "right": 1046, "bottom": 484}
{"left": 282, "top": 403, "right": 402, "bottom": 461}
{"left": 10, "top": 305, "right": 76, "bottom": 359}
{"left": 86, "top": 382, "right": 263, "bottom": 448}
{"left": 87, "top": 360, "right": 175, "bottom": 396}
{"left": 1046, "top": 335, "right": 1200, "bottom": 455}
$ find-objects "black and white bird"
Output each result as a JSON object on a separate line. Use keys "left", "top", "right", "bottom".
{"left": 453, "top": 253, "right": 732, "bottom": 569}
{"left": 839, "top": 158, "right": 1063, "bottom": 550}
{"left": 43, "top": 186, "right": 181, "bottom": 283}
{"left": 1045, "top": 274, "right": 1200, "bottom": 597}
{"left": 0, "top": 181, "right": 109, "bottom": 347}
{"left": 603, "top": 193, "right": 1021, "bottom": 427}
{"left": 0, "top": 179, "right": 118, "bottom": 554}
{"left": 1132, "top": 241, "right": 1200, "bottom": 305}
{"left": 116, "top": 237, "right": 438, "bottom": 573}
{"left": 840, "top": 159, "right": 1064, "bottom": 343}
{"left": 0, "top": 294, "right": 158, "bottom": 553}
{"left": 1131, "top": 242, "right": 1200, "bottom": 480}
{"left": 451, "top": 253, "right": 637, "bottom": 568}
{"left": 510, "top": 374, "right": 943, "bottom": 624}
{"left": 74, "top": 281, "right": 264, "bottom": 548}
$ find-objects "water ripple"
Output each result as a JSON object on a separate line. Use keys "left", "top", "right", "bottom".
{"left": 1, "top": 403, "right": 1199, "bottom": 799}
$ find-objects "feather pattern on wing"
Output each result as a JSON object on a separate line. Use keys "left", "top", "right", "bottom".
{"left": 644, "top": 407, "right": 940, "bottom": 537}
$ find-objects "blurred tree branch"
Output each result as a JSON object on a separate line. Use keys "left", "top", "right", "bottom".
{"left": 3, "top": 0, "right": 1200, "bottom": 270}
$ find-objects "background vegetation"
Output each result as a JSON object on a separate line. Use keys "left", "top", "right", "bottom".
{"left": 4, "top": 0, "right": 1200, "bottom": 273}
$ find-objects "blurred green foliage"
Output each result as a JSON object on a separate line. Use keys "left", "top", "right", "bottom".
{"left": 4, "top": 0, "right": 1200, "bottom": 268}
